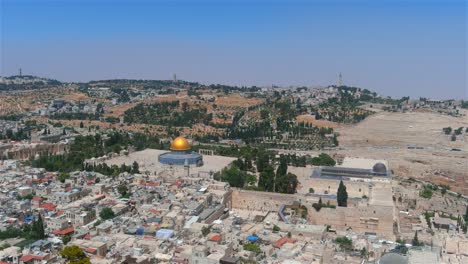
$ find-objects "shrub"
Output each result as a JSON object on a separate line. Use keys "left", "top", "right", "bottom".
{"left": 243, "top": 243, "right": 261, "bottom": 253}
{"left": 99, "top": 207, "right": 115, "bottom": 220}
{"left": 312, "top": 203, "right": 322, "bottom": 212}
{"left": 420, "top": 188, "right": 433, "bottom": 199}
{"left": 201, "top": 225, "right": 212, "bottom": 237}
{"left": 310, "top": 153, "right": 336, "bottom": 166}
{"left": 335, "top": 236, "right": 352, "bottom": 250}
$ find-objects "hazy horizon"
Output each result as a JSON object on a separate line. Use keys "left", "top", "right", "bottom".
{"left": 1, "top": 0, "right": 467, "bottom": 99}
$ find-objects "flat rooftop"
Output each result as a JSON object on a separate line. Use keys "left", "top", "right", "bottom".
{"left": 339, "top": 157, "right": 389, "bottom": 170}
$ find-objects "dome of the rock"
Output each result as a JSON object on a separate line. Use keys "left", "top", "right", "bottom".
{"left": 158, "top": 136, "right": 203, "bottom": 167}
{"left": 170, "top": 136, "right": 191, "bottom": 151}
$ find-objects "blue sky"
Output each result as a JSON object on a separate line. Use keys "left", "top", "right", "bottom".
{"left": 1, "top": 0, "right": 466, "bottom": 99}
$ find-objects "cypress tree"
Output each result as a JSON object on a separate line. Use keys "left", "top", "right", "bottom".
{"left": 464, "top": 206, "right": 468, "bottom": 222}
{"left": 276, "top": 155, "right": 288, "bottom": 177}
{"left": 337, "top": 180, "right": 348, "bottom": 207}
{"left": 32, "top": 214, "right": 45, "bottom": 239}
{"left": 412, "top": 231, "right": 420, "bottom": 246}
{"left": 132, "top": 161, "right": 140, "bottom": 174}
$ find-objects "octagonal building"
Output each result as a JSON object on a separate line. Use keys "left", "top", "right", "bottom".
{"left": 158, "top": 137, "right": 203, "bottom": 167}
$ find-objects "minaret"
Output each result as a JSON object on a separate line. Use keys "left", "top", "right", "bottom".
{"left": 184, "top": 159, "right": 189, "bottom": 177}
{"left": 337, "top": 72, "right": 343, "bottom": 87}
{"left": 19, "top": 68, "right": 22, "bottom": 77}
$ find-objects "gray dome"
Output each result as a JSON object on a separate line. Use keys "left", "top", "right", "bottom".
{"left": 378, "top": 253, "right": 408, "bottom": 264}
{"left": 373, "top": 162, "right": 387, "bottom": 173}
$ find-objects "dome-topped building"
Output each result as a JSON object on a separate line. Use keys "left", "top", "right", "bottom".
{"left": 312, "top": 158, "right": 391, "bottom": 181}
{"left": 158, "top": 136, "right": 203, "bottom": 167}
{"left": 170, "top": 137, "right": 191, "bottom": 151}
{"left": 372, "top": 162, "right": 387, "bottom": 174}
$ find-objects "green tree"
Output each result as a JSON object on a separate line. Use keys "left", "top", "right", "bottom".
{"left": 258, "top": 165, "right": 275, "bottom": 191}
{"left": 32, "top": 214, "right": 46, "bottom": 239}
{"left": 117, "top": 185, "right": 129, "bottom": 197}
{"left": 464, "top": 206, "right": 468, "bottom": 222}
{"left": 60, "top": 245, "right": 91, "bottom": 264}
{"left": 276, "top": 155, "right": 288, "bottom": 177}
{"left": 310, "top": 153, "right": 336, "bottom": 166}
{"left": 412, "top": 231, "right": 421, "bottom": 246}
{"left": 219, "top": 165, "right": 245, "bottom": 188}
{"left": 132, "top": 161, "right": 139, "bottom": 174}
{"left": 243, "top": 243, "right": 261, "bottom": 253}
{"left": 360, "top": 247, "right": 368, "bottom": 259}
{"left": 245, "top": 173, "right": 257, "bottom": 186}
{"left": 58, "top": 172, "right": 70, "bottom": 183}
{"left": 260, "top": 109, "right": 269, "bottom": 119}
{"left": 0, "top": 226, "right": 23, "bottom": 240}
{"left": 17, "top": 194, "right": 33, "bottom": 200}
{"left": 0, "top": 243, "right": 11, "bottom": 250}
{"left": 275, "top": 172, "right": 298, "bottom": 194}
{"left": 62, "top": 234, "right": 72, "bottom": 245}
{"left": 99, "top": 207, "right": 115, "bottom": 220}
{"left": 337, "top": 180, "right": 348, "bottom": 207}
{"left": 256, "top": 151, "right": 269, "bottom": 173}
{"left": 443, "top": 127, "right": 452, "bottom": 135}
{"left": 420, "top": 187, "right": 433, "bottom": 199}
{"left": 335, "top": 236, "right": 353, "bottom": 251}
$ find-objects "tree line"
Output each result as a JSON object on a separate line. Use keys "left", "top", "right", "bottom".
{"left": 215, "top": 152, "right": 299, "bottom": 194}
{"left": 32, "top": 131, "right": 161, "bottom": 173}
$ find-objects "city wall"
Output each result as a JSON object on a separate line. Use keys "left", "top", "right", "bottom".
{"left": 231, "top": 189, "right": 298, "bottom": 212}
{"left": 1, "top": 142, "right": 69, "bottom": 160}
{"left": 308, "top": 203, "right": 394, "bottom": 239}
{"left": 308, "top": 178, "right": 392, "bottom": 198}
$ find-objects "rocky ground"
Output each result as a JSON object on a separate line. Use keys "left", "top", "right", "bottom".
{"left": 335, "top": 110, "right": 468, "bottom": 194}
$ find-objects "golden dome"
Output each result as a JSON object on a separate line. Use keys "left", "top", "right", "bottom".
{"left": 170, "top": 136, "right": 191, "bottom": 151}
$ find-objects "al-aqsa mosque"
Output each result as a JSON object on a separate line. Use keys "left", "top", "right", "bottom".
{"left": 158, "top": 136, "right": 203, "bottom": 167}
